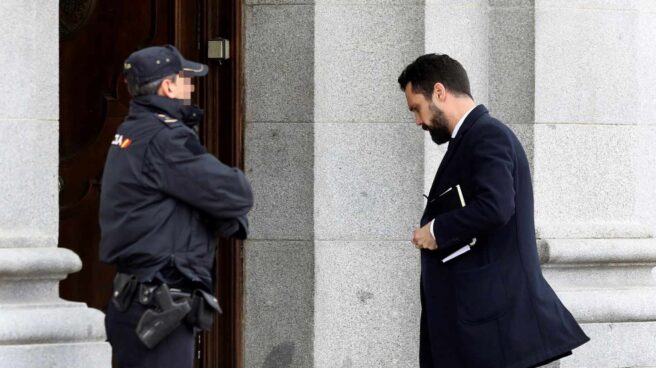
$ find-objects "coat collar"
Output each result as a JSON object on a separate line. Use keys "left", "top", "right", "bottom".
{"left": 130, "top": 95, "right": 204, "bottom": 127}
{"left": 449, "top": 104, "right": 487, "bottom": 145}
{"left": 428, "top": 104, "right": 489, "bottom": 198}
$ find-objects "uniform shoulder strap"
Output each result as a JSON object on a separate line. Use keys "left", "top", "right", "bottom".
{"left": 153, "top": 113, "right": 183, "bottom": 129}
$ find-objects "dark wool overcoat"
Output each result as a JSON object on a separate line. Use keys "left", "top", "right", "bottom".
{"left": 419, "top": 105, "right": 589, "bottom": 368}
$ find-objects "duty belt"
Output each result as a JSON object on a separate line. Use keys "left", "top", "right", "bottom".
{"left": 111, "top": 273, "right": 221, "bottom": 349}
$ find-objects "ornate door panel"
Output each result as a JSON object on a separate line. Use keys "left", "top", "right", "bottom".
{"left": 59, "top": 0, "right": 244, "bottom": 367}
{"left": 59, "top": 0, "right": 174, "bottom": 311}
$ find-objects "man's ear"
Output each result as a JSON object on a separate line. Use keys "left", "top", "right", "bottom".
{"left": 433, "top": 82, "right": 446, "bottom": 102}
{"left": 158, "top": 79, "right": 175, "bottom": 98}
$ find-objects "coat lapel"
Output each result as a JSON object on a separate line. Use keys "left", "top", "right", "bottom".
{"left": 427, "top": 105, "right": 489, "bottom": 198}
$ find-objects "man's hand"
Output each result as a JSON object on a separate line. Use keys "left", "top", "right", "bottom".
{"left": 412, "top": 223, "right": 438, "bottom": 250}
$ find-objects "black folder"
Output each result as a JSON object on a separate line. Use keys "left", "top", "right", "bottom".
{"left": 425, "top": 185, "right": 476, "bottom": 263}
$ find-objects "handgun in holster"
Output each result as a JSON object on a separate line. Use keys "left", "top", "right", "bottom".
{"left": 135, "top": 284, "right": 191, "bottom": 349}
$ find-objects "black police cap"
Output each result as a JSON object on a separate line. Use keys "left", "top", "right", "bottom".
{"left": 123, "top": 44, "right": 208, "bottom": 85}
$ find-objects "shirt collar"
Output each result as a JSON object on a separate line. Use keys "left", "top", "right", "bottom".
{"left": 451, "top": 105, "right": 476, "bottom": 139}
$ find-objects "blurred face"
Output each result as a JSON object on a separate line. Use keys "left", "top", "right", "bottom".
{"left": 159, "top": 73, "right": 195, "bottom": 104}
{"left": 404, "top": 83, "right": 451, "bottom": 145}
{"left": 173, "top": 74, "right": 195, "bottom": 102}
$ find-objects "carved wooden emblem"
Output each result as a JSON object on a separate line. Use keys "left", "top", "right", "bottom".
{"left": 59, "top": 0, "right": 96, "bottom": 39}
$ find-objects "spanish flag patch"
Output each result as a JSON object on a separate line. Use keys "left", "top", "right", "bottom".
{"left": 111, "top": 134, "right": 133, "bottom": 149}
{"left": 120, "top": 138, "right": 132, "bottom": 149}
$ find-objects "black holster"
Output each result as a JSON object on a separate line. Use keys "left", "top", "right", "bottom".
{"left": 110, "top": 273, "right": 222, "bottom": 349}
{"left": 136, "top": 284, "right": 191, "bottom": 349}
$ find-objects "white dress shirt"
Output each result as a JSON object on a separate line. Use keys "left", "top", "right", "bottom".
{"left": 429, "top": 106, "right": 476, "bottom": 241}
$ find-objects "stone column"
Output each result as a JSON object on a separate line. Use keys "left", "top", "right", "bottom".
{"left": 0, "top": 1, "right": 110, "bottom": 367}
{"left": 312, "top": 1, "right": 424, "bottom": 366}
{"left": 427, "top": 1, "right": 656, "bottom": 367}
{"left": 244, "top": 0, "right": 424, "bottom": 366}
{"left": 534, "top": 1, "right": 656, "bottom": 367}
{"left": 244, "top": 0, "right": 316, "bottom": 366}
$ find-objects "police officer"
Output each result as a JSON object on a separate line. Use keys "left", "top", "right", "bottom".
{"left": 99, "top": 45, "right": 253, "bottom": 368}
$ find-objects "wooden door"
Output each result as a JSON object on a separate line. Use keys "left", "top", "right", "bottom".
{"left": 59, "top": 0, "right": 243, "bottom": 367}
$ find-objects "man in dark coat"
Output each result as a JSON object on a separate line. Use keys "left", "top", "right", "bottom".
{"left": 401, "top": 54, "right": 589, "bottom": 368}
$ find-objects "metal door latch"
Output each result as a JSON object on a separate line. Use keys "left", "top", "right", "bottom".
{"left": 208, "top": 39, "right": 230, "bottom": 60}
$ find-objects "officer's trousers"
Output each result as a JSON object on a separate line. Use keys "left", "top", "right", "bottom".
{"left": 105, "top": 301, "right": 195, "bottom": 368}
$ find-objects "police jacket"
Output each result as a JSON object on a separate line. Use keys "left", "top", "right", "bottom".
{"left": 99, "top": 95, "right": 253, "bottom": 289}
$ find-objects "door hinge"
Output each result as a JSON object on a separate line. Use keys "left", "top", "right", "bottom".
{"left": 208, "top": 39, "right": 230, "bottom": 60}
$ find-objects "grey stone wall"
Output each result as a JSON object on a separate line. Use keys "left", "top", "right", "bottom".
{"left": 0, "top": 1, "right": 110, "bottom": 367}
{"left": 634, "top": 1, "right": 656, "bottom": 236}
{"left": 533, "top": 1, "right": 656, "bottom": 367}
{"left": 425, "top": 3, "right": 656, "bottom": 367}
{"left": 244, "top": 0, "right": 656, "bottom": 367}
{"left": 244, "top": 0, "right": 424, "bottom": 366}
{"left": 312, "top": 2, "right": 423, "bottom": 366}
{"left": 244, "top": 0, "right": 316, "bottom": 366}
{"left": 533, "top": 0, "right": 647, "bottom": 237}
{"left": 424, "top": 0, "right": 535, "bottom": 190}
{"left": 0, "top": 0, "right": 59, "bottom": 241}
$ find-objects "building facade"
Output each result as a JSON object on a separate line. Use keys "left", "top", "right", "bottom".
{"left": 243, "top": 1, "right": 656, "bottom": 367}
{"left": 0, "top": 0, "right": 654, "bottom": 367}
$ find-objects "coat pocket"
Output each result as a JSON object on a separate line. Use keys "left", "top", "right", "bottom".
{"left": 454, "top": 261, "right": 510, "bottom": 324}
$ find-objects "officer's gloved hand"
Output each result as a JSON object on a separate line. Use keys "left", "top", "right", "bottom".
{"left": 230, "top": 215, "right": 249, "bottom": 240}
{"left": 203, "top": 215, "right": 249, "bottom": 240}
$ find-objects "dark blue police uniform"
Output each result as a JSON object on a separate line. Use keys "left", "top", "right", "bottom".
{"left": 99, "top": 45, "right": 253, "bottom": 368}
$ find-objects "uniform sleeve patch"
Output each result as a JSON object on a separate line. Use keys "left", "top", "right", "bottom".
{"left": 184, "top": 136, "right": 207, "bottom": 155}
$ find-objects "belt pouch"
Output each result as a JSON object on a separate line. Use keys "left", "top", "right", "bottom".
{"left": 112, "top": 273, "right": 137, "bottom": 312}
{"left": 186, "top": 290, "right": 222, "bottom": 330}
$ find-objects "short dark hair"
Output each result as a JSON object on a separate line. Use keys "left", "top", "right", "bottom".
{"left": 398, "top": 54, "right": 472, "bottom": 99}
{"left": 126, "top": 74, "right": 177, "bottom": 97}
